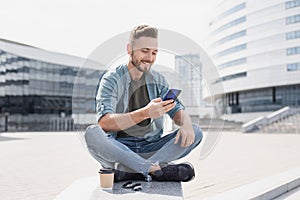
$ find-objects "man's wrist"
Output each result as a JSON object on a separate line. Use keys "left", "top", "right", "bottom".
{"left": 130, "top": 107, "right": 149, "bottom": 123}
{"left": 140, "top": 107, "right": 149, "bottom": 120}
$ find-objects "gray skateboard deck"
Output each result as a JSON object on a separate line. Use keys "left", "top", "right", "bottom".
{"left": 55, "top": 176, "right": 183, "bottom": 200}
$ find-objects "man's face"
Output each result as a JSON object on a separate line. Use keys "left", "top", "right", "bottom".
{"left": 129, "top": 36, "right": 158, "bottom": 72}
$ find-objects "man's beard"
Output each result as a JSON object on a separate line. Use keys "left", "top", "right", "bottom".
{"left": 130, "top": 53, "right": 152, "bottom": 72}
{"left": 131, "top": 60, "right": 150, "bottom": 72}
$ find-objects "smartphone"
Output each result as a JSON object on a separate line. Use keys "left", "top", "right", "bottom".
{"left": 163, "top": 89, "right": 182, "bottom": 101}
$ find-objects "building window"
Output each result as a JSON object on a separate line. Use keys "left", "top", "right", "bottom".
{"left": 215, "top": 30, "right": 247, "bottom": 46}
{"left": 213, "top": 16, "right": 247, "bottom": 34}
{"left": 286, "top": 46, "right": 300, "bottom": 55}
{"left": 222, "top": 72, "right": 247, "bottom": 82}
{"left": 219, "top": 57, "right": 247, "bottom": 68}
{"left": 286, "top": 30, "right": 300, "bottom": 40}
{"left": 210, "top": 2, "right": 246, "bottom": 25}
{"left": 214, "top": 72, "right": 247, "bottom": 83}
{"left": 287, "top": 62, "right": 300, "bottom": 71}
{"left": 286, "top": 14, "right": 300, "bottom": 24}
{"left": 216, "top": 43, "right": 247, "bottom": 57}
{"left": 228, "top": 93, "right": 239, "bottom": 106}
{"left": 286, "top": 0, "right": 300, "bottom": 9}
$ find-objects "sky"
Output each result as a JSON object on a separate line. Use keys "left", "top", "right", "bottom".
{"left": 0, "top": 0, "right": 220, "bottom": 59}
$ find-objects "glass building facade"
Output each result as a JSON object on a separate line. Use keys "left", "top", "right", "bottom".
{"left": 0, "top": 40, "right": 104, "bottom": 131}
{"left": 225, "top": 85, "right": 300, "bottom": 113}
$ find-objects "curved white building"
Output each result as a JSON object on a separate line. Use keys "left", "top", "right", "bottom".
{"left": 207, "top": 0, "right": 300, "bottom": 114}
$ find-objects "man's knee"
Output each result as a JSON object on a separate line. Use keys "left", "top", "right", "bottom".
{"left": 192, "top": 123, "right": 203, "bottom": 144}
{"left": 84, "top": 124, "right": 105, "bottom": 144}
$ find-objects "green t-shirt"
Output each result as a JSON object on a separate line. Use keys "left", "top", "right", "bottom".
{"left": 117, "top": 75, "right": 152, "bottom": 138}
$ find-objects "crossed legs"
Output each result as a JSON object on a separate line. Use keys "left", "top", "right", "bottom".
{"left": 84, "top": 124, "right": 203, "bottom": 176}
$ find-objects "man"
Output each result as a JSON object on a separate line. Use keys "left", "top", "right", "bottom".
{"left": 85, "top": 25, "right": 203, "bottom": 182}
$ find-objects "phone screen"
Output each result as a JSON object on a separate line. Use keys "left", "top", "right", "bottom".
{"left": 163, "top": 89, "right": 182, "bottom": 101}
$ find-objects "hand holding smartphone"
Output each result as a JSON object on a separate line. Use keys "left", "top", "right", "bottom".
{"left": 163, "top": 89, "right": 182, "bottom": 101}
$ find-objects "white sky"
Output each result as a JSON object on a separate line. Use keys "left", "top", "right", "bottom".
{"left": 0, "top": 0, "right": 220, "bottom": 58}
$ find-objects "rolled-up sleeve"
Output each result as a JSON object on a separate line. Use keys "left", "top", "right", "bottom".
{"left": 96, "top": 74, "right": 118, "bottom": 122}
{"left": 168, "top": 98, "right": 185, "bottom": 119}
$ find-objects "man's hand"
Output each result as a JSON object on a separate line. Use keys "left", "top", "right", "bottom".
{"left": 144, "top": 98, "right": 175, "bottom": 119}
{"left": 174, "top": 124, "right": 195, "bottom": 147}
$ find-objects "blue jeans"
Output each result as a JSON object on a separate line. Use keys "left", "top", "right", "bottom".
{"left": 84, "top": 124, "right": 202, "bottom": 176}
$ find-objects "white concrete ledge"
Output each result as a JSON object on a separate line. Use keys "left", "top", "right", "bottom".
{"left": 205, "top": 168, "right": 300, "bottom": 200}
{"left": 54, "top": 176, "right": 183, "bottom": 200}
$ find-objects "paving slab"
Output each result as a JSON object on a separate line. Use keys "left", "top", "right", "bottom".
{"left": 54, "top": 176, "right": 183, "bottom": 200}
{"left": 1, "top": 132, "right": 300, "bottom": 200}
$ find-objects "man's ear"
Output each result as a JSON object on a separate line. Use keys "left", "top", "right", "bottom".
{"left": 127, "top": 43, "right": 132, "bottom": 55}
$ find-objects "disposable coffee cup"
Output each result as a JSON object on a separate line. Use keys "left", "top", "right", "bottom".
{"left": 99, "top": 169, "right": 114, "bottom": 190}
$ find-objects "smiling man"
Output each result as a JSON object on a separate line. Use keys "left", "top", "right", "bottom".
{"left": 84, "top": 25, "right": 203, "bottom": 182}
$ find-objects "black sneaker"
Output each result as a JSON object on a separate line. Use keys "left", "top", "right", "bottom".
{"left": 113, "top": 169, "right": 145, "bottom": 182}
{"left": 152, "top": 162, "right": 195, "bottom": 182}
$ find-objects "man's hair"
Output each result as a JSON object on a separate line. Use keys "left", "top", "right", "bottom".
{"left": 129, "top": 25, "right": 158, "bottom": 44}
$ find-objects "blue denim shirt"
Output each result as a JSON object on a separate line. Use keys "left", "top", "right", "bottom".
{"left": 96, "top": 64, "right": 185, "bottom": 141}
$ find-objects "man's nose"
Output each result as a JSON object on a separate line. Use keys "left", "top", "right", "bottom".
{"left": 146, "top": 52, "right": 155, "bottom": 62}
